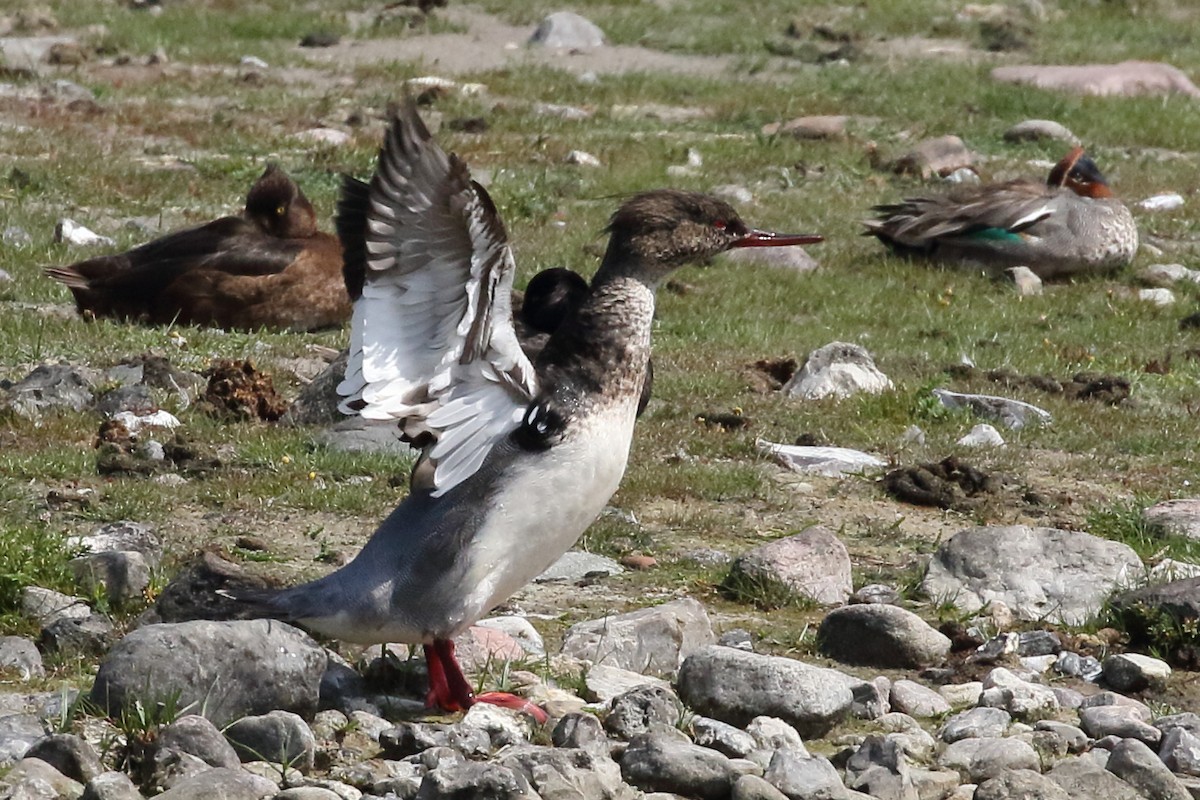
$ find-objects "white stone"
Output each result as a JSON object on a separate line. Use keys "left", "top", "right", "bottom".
{"left": 939, "top": 682, "right": 983, "bottom": 708}
{"left": 293, "top": 128, "right": 350, "bottom": 146}
{"left": 785, "top": 342, "right": 892, "bottom": 400}
{"left": 475, "top": 616, "right": 545, "bottom": 656}
{"left": 583, "top": 663, "right": 669, "bottom": 703}
{"left": 1139, "top": 192, "right": 1185, "bottom": 211}
{"left": 111, "top": 409, "right": 181, "bottom": 433}
{"left": 957, "top": 423, "right": 1005, "bottom": 448}
{"left": 1137, "top": 288, "right": 1176, "bottom": 306}
{"left": 932, "top": 388, "right": 1051, "bottom": 429}
{"left": 1006, "top": 266, "right": 1043, "bottom": 296}
{"left": 55, "top": 218, "right": 114, "bottom": 247}
{"left": 756, "top": 439, "right": 886, "bottom": 477}
{"left": 1140, "top": 263, "right": 1200, "bottom": 285}
{"left": 564, "top": 150, "right": 601, "bottom": 167}
{"left": 240, "top": 55, "right": 268, "bottom": 69}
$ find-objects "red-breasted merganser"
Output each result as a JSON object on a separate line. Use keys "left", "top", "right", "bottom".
{"left": 46, "top": 165, "right": 350, "bottom": 331}
{"left": 864, "top": 147, "right": 1138, "bottom": 279}
{"left": 242, "top": 102, "right": 821, "bottom": 719}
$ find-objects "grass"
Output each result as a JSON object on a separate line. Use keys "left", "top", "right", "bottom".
{"left": 0, "top": 0, "right": 1199, "bottom": 700}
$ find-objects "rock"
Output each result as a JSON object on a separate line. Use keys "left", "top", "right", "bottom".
{"left": 1017, "top": 631, "right": 1061, "bottom": 657}
{"left": 158, "top": 715, "right": 240, "bottom": 769}
{"left": 1006, "top": 266, "right": 1044, "bottom": 296}
{"left": 755, "top": 440, "right": 886, "bottom": 477}
{"left": 6, "top": 363, "right": 95, "bottom": 417}
{"left": 584, "top": 664, "right": 671, "bottom": 704}
{"left": 889, "top": 135, "right": 974, "bottom": 179}
{"left": 931, "top": 389, "right": 1051, "bottom": 429}
{"left": 152, "top": 766, "right": 278, "bottom": 799}
{"left": 978, "top": 667, "right": 1059, "bottom": 719}
{"left": 844, "top": 734, "right": 920, "bottom": 800}
{"left": 1034, "top": 721, "right": 1088, "bottom": 754}
{"left": 938, "top": 737, "right": 1040, "bottom": 782}
{"left": 91, "top": 620, "right": 325, "bottom": 727}
{"left": 1139, "top": 194, "right": 1186, "bottom": 212}
{"left": 1046, "top": 756, "right": 1144, "bottom": 800}
{"left": 1078, "top": 705, "right": 1160, "bottom": 746}
{"left": 81, "top": 770, "right": 144, "bottom": 800}
{"left": 604, "top": 685, "right": 683, "bottom": 740}
{"left": 941, "top": 708, "right": 1011, "bottom": 743}
{"left": 849, "top": 677, "right": 890, "bottom": 720}
{"left": 1144, "top": 499, "right": 1200, "bottom": 539}
{"left": 552, "top": 712, "right": 608, "bottom": 751}
{"left": 379, "top": 721, "right": 491, "bottom": 760}
{"left": 724, "top": 245, "right": 821, "bottom": 272}
{"left": 39, "top": 615, "right": 115, "bottom": 657}
{"left": 453, "top": 625, "right": 526, "bottom": 672}
{"left": 922, "top": 525, "right": 1142, "bottom": 625}
{"left": 559, "top": 597, "right": 714, "bottom": 676}
{"left": 889, "top": 679, "right": 951, "bottom": 718}
{"left": 1106, "top": 737, "right": 1192, "bottom": 800}
{"left": 416, "top": 760, "right": 540, "bottom": 798}
{"left": 693, "top": 717, "right": 757, "bottom": 759}
{"left": 1002, "top": 119, "right": 1080, "bottom": 145}
{"left": 1159, "top": 727, "right": 1200, "bottom": 776}
{"left": 732, "top": 773, "right": 789, "bottom": 800}
{"left": 1139, "top": 263, "right": 1200, "bottom": 287}
{"left": 1111, "top": 577, "right": 1200, "bottom": 646}
{"left": 1157, "top": 712, "right": 1200, "bottom": 738}
{"left": 957, "top": 423, "right": 1005, "bottom": 447}
{"left": 528, "top": 11, "right": 605, "bottom": 49}
{"left": 224, "top": 710, "right": 315, "bottom": 771}
{"left": 292, "top": 128, "right": 350, "bottom": 146}
{"left": 24, "top": 733, "right": 102, "bottom": 783}
{"left": 763, "top": 115, "right": 859, "bottom": 140}
{"left": 459, "top": 704, "right": 531, "bottom": 750}
{"left": 21, "top": 586, "right": 91, "bottom": 627}
{"left": 746, "top": 716, "right": 807, "bottom": 756}
{"left": 783, "top": 342, "right": 892, "bottom": 400}
{"left": 939, "top": 682, "right": 983, "bottom": 708}
{"left": 762, "top": 749, "right": 844, "bottom": 800}
{"left": 849, "top": 584, "right": 899, "bottom": 605}
{"left": 1102, "top": 653, "right": 1170, "bottom": 692}
{"left": 620, "top": 733, "right": 734, "bottom": 799}
{"left": 1053, "top": 651, "right": 1102, "bottom": 680}
{"left": 0, "top": 756, "right": 84, "bottom": 798}
{"left": 536, "top": 550, "right": 624, "bottom": 583}
{"left": 726, "top": 526, "right": 852, "bottom": 606}
{"left": 991, "top": 61, "right": 1200, "bottom": 98}
{"left": 70, "top": 550, "right": 152, "bottom": 606}
{"left": 0, "top": 713, "right": 47, "bottom": 766}
{"left": 817, "top": 603, "right": 950, "bottom": 668}
{"left": 678, "top": 646, "right": 851, "bottom": 737}
{"left": 975, "top": 769, "right": 1070, "bottom": 799}
{"left": 0, "top": 636, "right": 43, "bottom": 680}
{"left": 501, "top": 744, "right": 633, "bottom": 800}
{"left": 1139, "top": 288, "right": 1176, "bottom": 306}
{"left": 55, "top": 218, "right": 114, "bottom": 247}
{"left": 564, "top": 150, "right": 601, "bottom": 167}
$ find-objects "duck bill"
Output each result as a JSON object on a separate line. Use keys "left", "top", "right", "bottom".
{"left": 732, "top": 230, "right": 824, "bottom": 248}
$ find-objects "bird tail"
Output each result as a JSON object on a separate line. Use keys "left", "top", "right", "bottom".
{"left": 44, "top": 265, "right": 91, "bottom": 290}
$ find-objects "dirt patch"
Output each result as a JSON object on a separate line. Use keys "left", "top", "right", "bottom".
{"left": 947, "top": 365, "right": 1133, "bottom": 406}
{"left": 744, "top": 357, "right": 798, "bottom": 393}
{"left": 882, "top": 456, "right": 1000, "bottom": 512}
{"left": 201, "top": 359, "right": 288, "bottom": 422}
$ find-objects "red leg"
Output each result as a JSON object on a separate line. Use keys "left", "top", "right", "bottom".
{"left": 423, "top": 642, "right": 463, "bottom": 712}
{"left": 432, "top": 639, "right": 548, "bottom": 724}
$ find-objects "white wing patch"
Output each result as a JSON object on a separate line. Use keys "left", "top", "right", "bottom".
{"left": 337, "top": 104, "right": 538, "bottom": 496}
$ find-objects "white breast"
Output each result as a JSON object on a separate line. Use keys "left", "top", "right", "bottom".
{"left": 447, "top": 399, "right": 641, "bottom": 634}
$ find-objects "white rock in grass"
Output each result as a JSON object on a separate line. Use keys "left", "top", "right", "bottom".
{"left": 932, "top": 388, "right": 1051, "bottom": 429}
{"left": 784, "top": 341, "right": 892, "bottom": 400}
{"left": 293, "top": 128, "right": 350, "bottom": 146}
{"left": 1138, "top": 193, "right": 1184, "bottom": 211}
{"left": 756, "top": 439, "right": 885, "bottom": 477}
{"left": 1137, "top": 287, "right": 1176, "bottom": 306}
{"left": 957, "top": 423, "right": 1005, "bottom": 448}
{"left": 564, "top": 150, "right": 601, "bottom": 167}
{"left": 1006, "top": 266, "right": 1043, "bottom": 296}
{"left": 55, "top": 219, "right": 114, "bottom": 247}
{"left": 529, "top": 11, "right": 606, "bottom": 49}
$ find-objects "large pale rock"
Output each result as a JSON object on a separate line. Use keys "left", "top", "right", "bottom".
{"left": 224, "top": 710, "right": 315, "bottom": 772}
{"left": 931, "top": 389, "right": 1051, "bottom": 430}
{"left": 817, "top": 603, "right": 950, "bottom": 667}
{"left": 0, "top": 756, "right": 84, "bottom": 799}
{"left": 90, "top": 620, "right": 325, "bottom": 727}
{"left": 992, "top": 61, "right": 1200, "bottom": 97}
{"left": 1144, "top": 499, "right": 1200, "bottom": 539}
{"left": 922, "top": 525, "right": 1142, "bottom": 625}
{"left": 1003, "top": 119, "right": 1080, "bottom": 145}
{"left": 1102, "top": 653, "right": 1171, "bottom": 692}
{"left": 938, "top": 737, "right": 1040, "bottom": 782}
{"left": 559, "top": 598, "right": 714, "bottom": 677}
{"left": 528, "top": 11, "right": 605, "bottom": 49}
{"left": 889, "top": 680, "right": 951, "bottom": 718}
{"left": 783, "top": 342, "right": 892, "bottom": 400}
{"left": 727, "top": 526, "right": 852, "bottom": 605}
{"left": 1105, "top": 738, "right": 1192, "bottom": 800}
{"left": 501, "top": 744, "right": 635, "bottom": 800}
{"left": 153, "top": 766, "right": 282, "bottom": 799}
{"left": 1047, "top": 756, "right": 1144, "bottom": 799}
{"left": 975, "top": 769, "right": 1070, "bottom": 799}
{"left": 756, "top": 440, "right": 885, "bottom": 477}
{"left": 677, "top": 646, "right": 852, "bottom": 737}
{"left": 762, "top": 750, "right": 845, "bottom": 800}
{"left": 158, "top": 715, "right": 240, "bottom": 769}
{"left": 620, "top": 733, "right": 734, "bottom": 800}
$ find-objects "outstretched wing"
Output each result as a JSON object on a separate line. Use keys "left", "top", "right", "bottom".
{"left": 865, "top": 180, "right": 1060, "bottom": 244}
{"left": 337, "top": 103, "right": 538, "bottom": 496}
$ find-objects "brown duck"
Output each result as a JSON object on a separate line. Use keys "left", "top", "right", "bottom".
{"left": 46, "top": 165, "right": 351, "bottom": 331}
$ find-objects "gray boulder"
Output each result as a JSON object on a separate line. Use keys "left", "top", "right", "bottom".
{"left": 152, "top": 766, "right": 278, "bottom": 799}
{"left": 677, "top": 646, "right": 851, "bottom": 737}
{"left": 1046, "top": 756, "right": 1143, "bottom": 799}
{"left": 762, "top": 749, "right": 844, "bottom": 800}
{"left": 528, "top": 11, "right": 605, "bottom": 49}
{"left": 938, "top": 737, "right": 1040, "bottom": 782}
{"left": 620, "top": 733, "right": 734, "bottom": 799}
{"left": 1079, "top": 705, "right": 1160, "bottom": 747}
{"left": 890, "top": 679, "right": 951, "bottom": 718}
{"left": 69, "top": 521, "right": 162, "bottom": 565}
{"left": 975, "top": 769, "right": 1070, "bottom": 799}
{"left": 0, "top": 713, "right": 47, "bottom": 767}
{"left": 1143, "top": 498, "right": 1200, "bottom": 539}
{"left": 1105, "top": 737, "right": 1192, "bottom": 800}
{"left": 24, "top": 733, "right": 102, "bottom": 783}
{"left": 922, "top": 525, "right": 1142, "bottom": 624}
{"left": 90, "top": 620, "right": 325, "bottom": 727}
{"left": 604, "top": 685, "right": 683, "bottom": 740}
{"left": 1159, "top": 727, "right": 1200, "bottom": 776}
{"left": 560, "top": 598, "right": 714, "bottom": 677}
{"left": 5, "top": 363, "right": 96, "bottom": 417}
{"left": 81, "top": 770, "right": 144, "bottom": 800}
{"left": 0, "top": 636, "right": 43, "bottom": 680}
{"left": 1102, "top": 653, "right": 1171, "bottom": 692}
{"left": 224, "top": 710, "right": 315, "bottom": 772}
{"left": 941, "top": 708, "right": 1011, "bottom": 743}
{"left": 70, "top": 551, "right": 152, "bottom": 606}
{"left": 817, "top": 603, "right": 950, "bottom": 667}
{"left": 0, "top": 756, "right": 84, "bottom": 798}
{"left": 502, "top": 744, "right": 634, "bottom": 799}
{"left": 727, "top": 526, "right": 852, "bottom": 605}
{"left": 693, "top": 717, "right": 757, "bottom": 758}
{"left": 417, "top": 760, "right": 539, "bottom": 798}
{"left": 158, "top": 714, "right": 240, "bottom": 769}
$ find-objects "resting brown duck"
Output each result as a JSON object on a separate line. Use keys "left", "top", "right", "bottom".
{"left": 46, "top": 165, "right": 351, "bottom": 331}
{"left": 864, "top": 147, "right": 1138, "bottom": 280}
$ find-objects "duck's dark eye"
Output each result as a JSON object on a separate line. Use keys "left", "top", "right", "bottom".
{"left": 713, "top": 219, "right": 727, "bottom": 230}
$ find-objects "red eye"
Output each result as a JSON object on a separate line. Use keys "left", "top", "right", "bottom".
{"left": 713, "top": 219, "right": 727, "bottom": 230}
